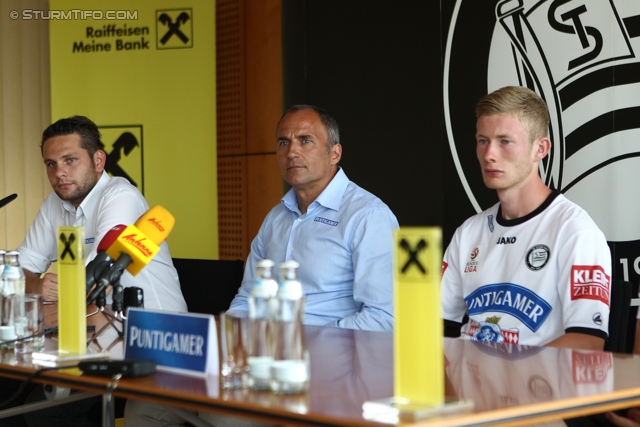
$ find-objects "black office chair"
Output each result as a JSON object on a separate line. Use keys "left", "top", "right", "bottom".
{"left": 604, "top": 279, "right": 638, "bottom": 353}
{"left": 172, "top": 258, "right": 245, "bottom": 316}
{"left": 564, "top": 280, "right": 639, "bottom": 427}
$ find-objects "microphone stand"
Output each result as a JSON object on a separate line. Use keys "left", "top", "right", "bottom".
{"left": 88, "top": 285, "right": 145, "bottom": 345}
{"left": 88, "top": 281, "right": 126, "bottom": 345}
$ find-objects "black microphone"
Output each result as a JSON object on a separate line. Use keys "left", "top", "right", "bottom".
{"left": 86, "top": 255, "right": 130, "bottom": 306}
{"left": 124, "top": 287, "right": 144, "bottom": 309}
{"left": 86, "top": 225, "right": 126, "bottom": 295}
{"left": 0, "top": 194, "right": 17, "bottom": 209}
{"left": 112, "top": 283, "right": 125, "bottom": 314}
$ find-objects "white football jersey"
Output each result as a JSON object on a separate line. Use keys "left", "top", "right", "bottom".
{"left": 441, "top": 192, "right": 611, "bottom": 347}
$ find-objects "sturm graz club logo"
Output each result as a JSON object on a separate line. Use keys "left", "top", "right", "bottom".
{"left": 444, "top": 0, "right": 640, "bottom": 282}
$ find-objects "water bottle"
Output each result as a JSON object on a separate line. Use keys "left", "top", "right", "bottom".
{"left": 270, "top": 260, "right": 309, "bottom": 394}
{"left": 0, "top": 250, "right": 10, "bottom": 347}
{"left": 0, "top": 250, "right": 5, "bottom": 323}
{"left": 2, "top": 251, "right": 26, "bottom": 353}
{"left": 247, "top": 259, "right": 278, "bottom": 390}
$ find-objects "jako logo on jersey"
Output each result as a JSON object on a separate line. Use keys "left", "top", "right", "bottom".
{"left": 465, "top": 283, "right": 552, "bottom": 332}
{"left": 497, "top": 237, "right": 516, "bottom": 244}
{"left": 571, "top": 265, "right": 610, "bottom": 305}
{"left": 572, "top": 351, "right": 612, "bottom": 385}
{"left": 592, "top": 312, "right": 603, "bottom": 326}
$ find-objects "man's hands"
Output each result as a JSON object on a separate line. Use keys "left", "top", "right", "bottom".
{"left": 24, "top": 269, "right": 58, "bottom": 302}
{"left": 605, "top": 323, "right": 640, "bottom": 426}
{"left": 607, "top": 409, "right": 640, "bottom": 426}
{"left": 40, "top": 272, "right": 58, "bottom": 302}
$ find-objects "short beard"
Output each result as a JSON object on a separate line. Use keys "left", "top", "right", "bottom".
{"left": 55, "top": 179, "right": 95, "bottom": 205}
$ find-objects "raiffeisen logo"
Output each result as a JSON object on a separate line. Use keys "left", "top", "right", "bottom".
{"left": 121, "top": 233, "right": 154, "bottom": 257}
{"left": 146, "top": 217, "right": 165, "bottom": 232}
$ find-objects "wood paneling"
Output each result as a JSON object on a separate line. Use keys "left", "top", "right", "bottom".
{"left": 216, "top": 0, "right": 283, "bottom": 261}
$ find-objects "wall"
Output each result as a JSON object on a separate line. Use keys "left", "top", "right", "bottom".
{"left": 282, "top": 0, "right": 640, "bottom": 286}
{"left": 282, "top": 0, "right": 443, "bottom": 231}
{"left": 217, "top": 0, "right": 283, "bottom": 261}
{"left": 0, "top": 0, "right": 51, "bottom": 252}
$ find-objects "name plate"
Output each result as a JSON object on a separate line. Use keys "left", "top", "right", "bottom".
{"left": 124, "top": 308, "right": 218, "bottom": 376}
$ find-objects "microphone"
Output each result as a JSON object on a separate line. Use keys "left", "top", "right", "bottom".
{"left": 85, "top": 225, "right": 126, "bottom": 294}
{"left": 86, "top": 206, "right": 175, "bottom": 306}
{"left": 0, "top": 194, "right": 17, "bottom": 209}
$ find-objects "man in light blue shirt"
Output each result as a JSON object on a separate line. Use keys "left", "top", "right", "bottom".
{"left": 228, "top": 105, "right": 399, "bottom": 332}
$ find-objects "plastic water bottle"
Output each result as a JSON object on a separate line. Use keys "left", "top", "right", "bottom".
{"left": 0, "top": 250, "right": 8, "bottom": 347}
{"left": 2, "top": 251, "right": 26, "bottom": 353}
{"left": 0, "top": 250, "right": 5, "bottom": 325}
{"left": 270, "top": 260, "right": 309, "bottom": 394}
{"left": 247, "top": 259, "right": 278, "bottom": 390}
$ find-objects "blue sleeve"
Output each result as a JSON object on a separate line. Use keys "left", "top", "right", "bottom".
{"left": 331, "top": 207, "right": 399, "bottom": 332}
{"left": 226, "top": 220, "right": 267, "bottom": 316}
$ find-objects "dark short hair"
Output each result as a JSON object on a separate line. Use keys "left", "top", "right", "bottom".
{"left": 41, "top": 115, "right": 105, "bottom": 157}
{"left": 277, "top": 105, "right": 340, "bottom": 150}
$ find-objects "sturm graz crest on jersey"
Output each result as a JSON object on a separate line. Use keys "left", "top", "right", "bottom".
{"left": 444, "top": 0, "right": 640, "bottom": 280}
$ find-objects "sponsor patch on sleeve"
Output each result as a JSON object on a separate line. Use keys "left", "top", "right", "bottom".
{"left": 570, "top": 265, "right": 610, "bottom": 305}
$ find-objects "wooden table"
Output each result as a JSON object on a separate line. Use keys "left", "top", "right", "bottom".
{"left": 2, "top": 319, "right": 640, "bottom": 427}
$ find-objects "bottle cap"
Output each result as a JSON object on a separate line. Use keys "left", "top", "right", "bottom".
{"left": 277, "top": 260, "right": 303, "bottom": 300}
{"left": 256, "top": 259, "right": 275, "bottom": 268}
{"left": 0, "top": 326, "right": 16, "bottom": 341}
{"left": 254, "top": 259, "right": 278, "bottom": 298}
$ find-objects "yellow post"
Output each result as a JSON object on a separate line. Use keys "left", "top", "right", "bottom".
{"left": 57, "top": 226, "right": 86, "bottom": 355}
{"left": 394, "top": 227, "right": 443, "bottom": 405}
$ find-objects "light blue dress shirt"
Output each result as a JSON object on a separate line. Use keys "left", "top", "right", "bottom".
{"left": 228, "top": 168, "right": 399, "bottom": 332}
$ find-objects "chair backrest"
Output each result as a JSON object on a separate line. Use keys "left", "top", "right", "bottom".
{"left": 172, "top": 258, "right": 245, "bottom": 316}
{"left": 605, "top": 279, "right": 637, "bottom": 353}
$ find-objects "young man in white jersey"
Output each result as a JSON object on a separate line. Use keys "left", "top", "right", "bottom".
{"left": 440, "top": 85, "right": 611, "bottom": 350}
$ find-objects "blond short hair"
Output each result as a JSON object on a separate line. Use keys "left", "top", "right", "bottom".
{"left": 476, "top": 86, "right": 550, "bottom": 142}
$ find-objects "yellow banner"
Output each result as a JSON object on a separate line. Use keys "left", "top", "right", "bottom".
{"left": 49, "top": 0, "right": 217, "bottom": 259}
{"left": 394, "top": 227, "right": 444, "bottom": 405}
